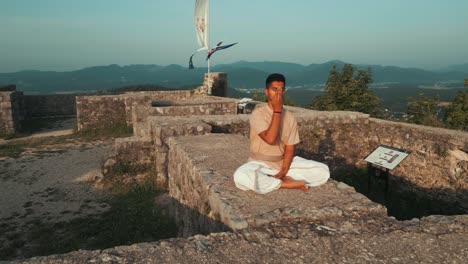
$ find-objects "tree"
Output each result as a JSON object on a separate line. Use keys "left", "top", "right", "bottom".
{"left": 406, "top": 93, "right": 444, "bottom": 127}
{"left": 311, "top": 64, "right": 381, "bottom": 116}
{"left": 444, "top": 91, "right": 467, "bottom": 131}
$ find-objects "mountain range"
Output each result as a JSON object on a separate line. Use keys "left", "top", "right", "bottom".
{"left": 0, "top": 60, "right": 466, "bottom": 94}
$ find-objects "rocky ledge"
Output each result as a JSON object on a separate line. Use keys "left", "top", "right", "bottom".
{"left": 19, "top": 215, "right": 468, "bottom": 263}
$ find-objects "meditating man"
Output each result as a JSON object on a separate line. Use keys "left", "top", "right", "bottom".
{"left": 233, "top": 73, "right": 330, "bottom": 194}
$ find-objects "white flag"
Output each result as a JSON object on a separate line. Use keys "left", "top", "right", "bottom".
{"left": 194, "top": 0, "right": 209, "bottom": 49}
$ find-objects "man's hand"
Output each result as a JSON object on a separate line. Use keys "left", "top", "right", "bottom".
{"left": 270, "top": 169, "right": 287, "bottom": 179}
{"left": 271, "top": 92, "right": 283, "bottom": 112}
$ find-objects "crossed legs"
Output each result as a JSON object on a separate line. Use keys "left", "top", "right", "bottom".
{"left": 279, "top": 176, "right": 308, "bottom": 191}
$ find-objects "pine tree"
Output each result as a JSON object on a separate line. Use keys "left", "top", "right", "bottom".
{"left": 311, "top": 64, "right": 381, "bottom": 116}
{"left": 406, "top": 94, "right": 444, "bottom": 127}
{"left": 444, "top": 91, "right": 467, "bottom": 131}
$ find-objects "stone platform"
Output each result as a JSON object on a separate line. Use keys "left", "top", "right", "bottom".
{"left": 167, "top": 134, "right": 386, "bottom": 231}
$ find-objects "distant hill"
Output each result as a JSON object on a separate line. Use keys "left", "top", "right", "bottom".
{"left": 0, "top": 60, "right": 466, "bottom": 94}
{"left": 214, "top": 61, "right": 305, "bottom": 74}
{"left": 278, "top": 85, "right": 466, "bottom": 113}
{"left": 441, "top": 63, "right": 468, "bottom": 73}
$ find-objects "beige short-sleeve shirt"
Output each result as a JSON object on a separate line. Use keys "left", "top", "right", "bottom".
{"left": 249, "top": 104, "right": 300, "bottom": 170}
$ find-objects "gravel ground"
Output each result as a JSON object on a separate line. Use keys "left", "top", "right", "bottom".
{"left": 0, "top": 137, "right": 114, "bottom": 260}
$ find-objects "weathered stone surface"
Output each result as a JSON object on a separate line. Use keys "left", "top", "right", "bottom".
{"left": 132, "top": 96, "right": 238, "bottom": 137}
{"left": 0, "top": 91, "right": 25, "bottom": 134}
{"left": 114, "top": 136, "right": 154, "bottom": 165}
{"left": 19, "top": 215, "right": 468, "bottom": 263}
{"left": 166, "top": 134, "right": 387, "bottom": 234}
{"left": 193, "top": 72, "right": 227, "bottom": 96}
{"left": 76, "top": 91, "right": 193, "bottom": 131}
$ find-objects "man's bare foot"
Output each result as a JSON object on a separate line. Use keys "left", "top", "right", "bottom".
{"left": 280, "top": 176, "right": 308, "bottom": 191}
{"left": 280, "top": 179, "right": 308, "bottom": 191}
{"left": 282, "top": 176, "right": 294, "bottom": 181}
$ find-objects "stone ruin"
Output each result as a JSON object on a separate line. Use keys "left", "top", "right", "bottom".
{"left": 19, "top": 73, "right": 468, "bottom": 263}
{"left": 0, "top": 85, "right": 79, "bottom": 136}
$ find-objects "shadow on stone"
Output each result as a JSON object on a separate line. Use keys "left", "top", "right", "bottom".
{"left": 0, "top": 184, "right": 230, "bottom": 262}
{"left": 297, "top": 131, "right": 468, "bottom": 220}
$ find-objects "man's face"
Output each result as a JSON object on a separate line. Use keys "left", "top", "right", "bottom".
{"left": 264, "top": 81, "right": 286, "bottom": 101}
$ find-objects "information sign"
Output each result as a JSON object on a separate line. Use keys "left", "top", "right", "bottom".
{"left": 365, "top": 145, "right": 410, "bottom": 170}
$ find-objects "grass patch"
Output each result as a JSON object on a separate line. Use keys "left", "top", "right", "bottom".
{"left": 0, "top": 142, "right": 27, "bottom": 158}
{"left": 99, "top": 160, "right": 155, "bottom": 191}
{"left": 0, "top": 181, "right": 177, "bottom": 261}
{"left": 0, "top": 133, "right": 16, "bottom": 140}
{"left": 75, "top": 123, "right": 133, "bottom": 141}
{"left": 110, "top": 161, "right": 152, "bottom": 176}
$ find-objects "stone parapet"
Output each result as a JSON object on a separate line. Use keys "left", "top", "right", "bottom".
{"left": 166, "top": 134, "right": 386, "bottom": 235}
{"left": 132, "top": 96, "right": 238, "bottom": 138}
{"left": 266, "top": 109, "right": 468, "bottom": 210}
{"left": 76, "top": 91, "right": 193, "bottom": 131}
{"left": 0, "top": 91, "right": 25, "bottom": 134}
{"left": 76, "top": 94, "right": 127, "bottom": 131}
{"left": 114, "top": 136, "right": 154, "bottom": 165}
{"left": 132, "top": 107, "right": 467, "bottom": 211}
{"left": 366, "top": 118, "right": 468, "bottom": 209}
{"left": 194, "top": 72, "right": 227, "bottom": 96}
{"left": 147, "top": 117, "right": 212, "bottom": 188}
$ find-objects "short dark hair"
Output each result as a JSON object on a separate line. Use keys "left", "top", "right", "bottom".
{"left": 265, "top": 73, "right": 286, "bottom": 88}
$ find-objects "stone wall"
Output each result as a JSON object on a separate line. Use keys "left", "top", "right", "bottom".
{"left": 76, "top": 91, "right": 193, "bottom": 131}
{"left": 194, "top": 73, "right": 227, "bottom": 96}
{"left": 75, "top": 72, "right": 229, "bottom": 131}
{"left": 76, "top": 95, "right": 127, "bottom": 131}
{"left": 149, "top": 117, "right": 212, "bottom": 188}
{"left": 24, "top": 94, "right": 77, "bottom": 118}
{"left": 127, "top": 105, "right": 467, "bottom": 212}
{"left": 108, "top": 96, "right": 468, "bottom": 222}
{"left": 166, "top": 137, "right": 232, "bottom": 236}
{"left": 367, "top": 118, "right": 467, "bottom": 202}
{"left": 132, "top": 97, "right": 238, "bottom": 138}
{"left": 0, "top": 91, "right": 25, "bottom": 134}
{"left": 123, "top": 90, "right": 194, "bottom": 126}
{"left": 293, "top": 110, "right": 467, "bottom": 209}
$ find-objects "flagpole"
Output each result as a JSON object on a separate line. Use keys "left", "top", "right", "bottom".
{"left": 207, "top": 0, "right": 211, "bottom": 95}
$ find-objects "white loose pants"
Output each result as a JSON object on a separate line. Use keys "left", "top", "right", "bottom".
{"left": 233, "top": 156, "right": 330, "bottom": 194}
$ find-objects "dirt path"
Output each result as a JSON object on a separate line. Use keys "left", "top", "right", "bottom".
{"left": 0, "top": 139, "right": 114, "bottom": 259}
{"left": 0, "top": 118, "right": 76, "bottom": 145}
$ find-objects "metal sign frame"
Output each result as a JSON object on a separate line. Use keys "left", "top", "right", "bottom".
{"left": 364, "top": 145, "right": 411, "bottom": 199}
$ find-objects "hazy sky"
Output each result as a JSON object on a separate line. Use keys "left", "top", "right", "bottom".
{"left": 1, "top": 0, "right": 467, "bottom": 72}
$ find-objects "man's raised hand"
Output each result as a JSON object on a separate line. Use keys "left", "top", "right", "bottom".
{"left": 272, "top": 92, "right": 283, "bottom": 112}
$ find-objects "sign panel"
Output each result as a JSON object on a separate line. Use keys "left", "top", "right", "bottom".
{"left": 364, "top": 145, "right": 410, "bottom": 170}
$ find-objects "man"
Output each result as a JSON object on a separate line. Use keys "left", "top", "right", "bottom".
{"left": 233, "top": 73, "right": 330, "bottom": 194}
